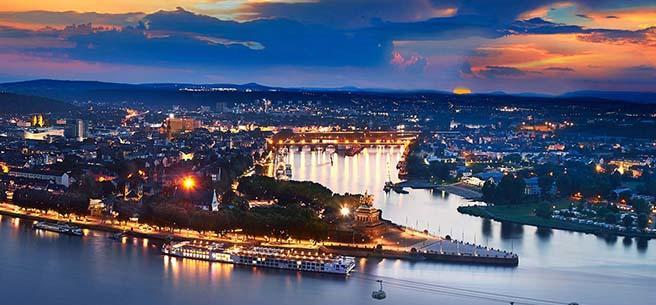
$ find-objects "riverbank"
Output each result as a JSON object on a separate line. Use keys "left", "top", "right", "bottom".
{"left": 436, "top": 183, "right": 483, "bottom": 199}
{"left": 323, "top": 244, "right": 518, "bottom": 267}
{"left": 458, "top": 204, "right": 656, "bottom": 239}
{"left": 0, "top": 202, "right": 519, "bottom": 267}
{"left": 395, "top": 180, "right": 483, "bottom": 200}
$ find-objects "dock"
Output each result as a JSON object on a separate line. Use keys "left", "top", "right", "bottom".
{"left": 323, "top": 239, "right": 518, "bottom": 266}
{"left": 393, "top": 180, "right": 483, "bottom": 200}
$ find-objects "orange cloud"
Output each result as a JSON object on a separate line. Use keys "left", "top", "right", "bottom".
{"left": 518, "top": 2, "right": 574, "bottom": 20}
{"left": 0, "top": 1, "right": 311, "bottom": 15}
{"left": 0, "top": 1, "right": 206, "bottom": 13}
{"left": 466, "top": 33, "right": 656, "bottom": 80}
{"left": 585, "top": 8, "right": 656, "bottom": 30}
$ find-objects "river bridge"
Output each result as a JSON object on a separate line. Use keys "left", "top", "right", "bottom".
{"left": 267, "top": 131, "right": 419, "bottom": 148}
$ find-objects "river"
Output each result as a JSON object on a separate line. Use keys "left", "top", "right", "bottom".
{"left": 0, "top": 147, "right": 654, "bottom": 305}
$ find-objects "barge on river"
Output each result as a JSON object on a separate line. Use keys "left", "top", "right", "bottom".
{"left": 33, "top": 221, "right": 84, "bottom": 236}
{"left": 162, "top": 240, "right": 356, "bottom": 275}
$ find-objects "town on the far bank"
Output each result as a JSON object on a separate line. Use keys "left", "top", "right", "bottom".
{"left": 0, "top": 86, "right": 655, "bottom": 265}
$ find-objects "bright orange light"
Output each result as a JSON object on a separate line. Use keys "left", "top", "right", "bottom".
{"left": 453, "top": 87, "right": 472, "bottom": 95}
{"left": 340, "top": 207, "right": 350, "bottom": 217}
{"left": 182, "top": 176, "right": 196, "bottom": 190}
{"left": 180, "top": 152, "right": 194, "bottom": 161}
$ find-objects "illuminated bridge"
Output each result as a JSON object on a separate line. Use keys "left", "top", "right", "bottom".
{"left": 268, "top": 131, "right": 420, "bottom": 148}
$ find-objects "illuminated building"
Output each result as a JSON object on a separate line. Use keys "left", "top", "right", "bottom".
{"left": 23, "top": 127, "right": 65, "bottom": 141}
{"left": 75, "top": 119, "right": 88, "bottom": 141}
{"left": 180, "top": 152, "right": 194, "bottom": 161}
{"left": 7, "top": 169, "right": 70, "bottom": 187}
{"left": 30, "top": 114, "right": 46, "bottom": 127}
{"left": 162, "top": 117, "right": 201, "bottom": 137}
{"left": 519, "top": 124, "right": 554, "bottom": 132}
{"left": 211, "top": 189, "right": 220, "bottom": 212}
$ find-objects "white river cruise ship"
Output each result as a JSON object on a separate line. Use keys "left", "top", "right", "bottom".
{"left": 162, "top": 240, "right": 356, "bottom": 275}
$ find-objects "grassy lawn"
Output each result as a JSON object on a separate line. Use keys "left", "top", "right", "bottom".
{"left": 458, "top": 199, "right": 655, "bottom": 238}
{"left": 458, "top": 200, "right": 597, "bottom": 232}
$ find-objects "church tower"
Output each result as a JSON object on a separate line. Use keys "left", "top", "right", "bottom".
{"left": 211, "top": 189, "right": 220, "bottom": 212}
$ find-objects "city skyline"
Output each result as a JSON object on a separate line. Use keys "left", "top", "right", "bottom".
{"left": 0, "top": 0, "right": 655, "bottom": 94}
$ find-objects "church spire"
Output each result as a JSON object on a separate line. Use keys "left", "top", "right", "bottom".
{"left": 211, "top": 189, "right": 219, "bottom": 212}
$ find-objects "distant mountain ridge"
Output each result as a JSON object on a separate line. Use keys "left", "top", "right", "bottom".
{"left": 561, "top": 91, "right": 656, "bottom": 104}
{"left": 1, "top": 79, "right": 655, "bottom": 105}
{"left": 0, "top": 92, "right": 76, "bottom": 114}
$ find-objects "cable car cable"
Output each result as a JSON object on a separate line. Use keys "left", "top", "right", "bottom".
{"left": 353, "top": 273, "right": 575, "bottom": 305}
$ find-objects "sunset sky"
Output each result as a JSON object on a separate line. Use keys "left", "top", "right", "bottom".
{"left": 0, "top": 0, "right": 654, "bottom": 93}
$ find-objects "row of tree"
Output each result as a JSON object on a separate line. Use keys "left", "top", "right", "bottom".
{"left": 237, "top": 175, "right": 362, "bottom": 212}
{"left": 405, "top": 152, "right": 456, "bottom": 182}
{"left": 134, "top": 202, "right": 328, "bottom": 241}
{"left": 481, "top": 175, "right": 526, "bottom": 205}
{"left": 12, "top": 188, "right": 90, "bottom": 216}
{"left": 483, "top": 162, "right": 628, "bottom": 205}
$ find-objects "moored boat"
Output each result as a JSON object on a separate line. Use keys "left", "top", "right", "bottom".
{"left": 285, "top": 164, "right": 292, "bottom": 177}
{"left": 33, "top": 221, "right": 84, "bottom": 236}
{"left": 162, "top": 240, "right": 356, "bottom": 275}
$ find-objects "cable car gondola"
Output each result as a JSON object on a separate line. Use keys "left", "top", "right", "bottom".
{"left": 372, "top": 280, "right": 386, "bottom": 300}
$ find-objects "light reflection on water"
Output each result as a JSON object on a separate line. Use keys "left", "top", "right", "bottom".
{"left": 0, "top": 146, "right": 654, "bottom": 305}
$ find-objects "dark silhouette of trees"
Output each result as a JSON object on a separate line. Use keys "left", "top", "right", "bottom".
{"left": 12, "top": 188, "right": 89, "bottom": 215}
{"left": 535, "top": 203, "right": 553, "bottom": 219}
{"left": 480, "top": 175, "right": 525, "bottom": 205}
{"left": 481, "top": 180, "right": 496, "bottom": 202}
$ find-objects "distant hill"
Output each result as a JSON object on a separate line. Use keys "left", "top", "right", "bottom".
{"left": 0, "top": 79, "right": 654, "bottom": 108}
{"left": 0, "top": 79, "right": 141, "bottom": 102}
{"left": 0, "top": 92, "right": 76, "bottom": 114}
{"left": 562, "top": 91, "right": 656, "bottom": 104}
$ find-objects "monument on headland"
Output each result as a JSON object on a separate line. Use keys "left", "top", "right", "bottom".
{"left": 352, "top": 192, "right": 385, "bottom": 235}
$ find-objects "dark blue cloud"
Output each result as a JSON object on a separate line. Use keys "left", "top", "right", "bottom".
{"left": 243, "top": 0, "right": 552, "bottom": 27}
{"left": 479, "top": 66, "right": 528, "bottom": 78}
{"left": 54, "top": 8, "right": 392, "bottom": 68}
{"left": 506, "top": 18, "right": 584, "bottom": 35}
{"left": 544, "top": 67, "right": 575, "bottom": 72}
{"left": 577, "top": 27, "right": 656, "bottom": 46}
{"left": 0, "top": 11, "right": 143, "bottom": 27}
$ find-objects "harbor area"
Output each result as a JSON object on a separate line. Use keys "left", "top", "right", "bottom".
{"left": 320, "top": 193, "right": 518, "bottom": 266}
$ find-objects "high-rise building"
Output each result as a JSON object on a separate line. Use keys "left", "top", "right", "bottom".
{"left": 75, "top": 119, "right": 88, "bottom": 141}
{"left": 215, "top": 102, "right": 231, "bottom": 113}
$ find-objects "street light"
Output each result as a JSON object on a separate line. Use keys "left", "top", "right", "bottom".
{"left": 340, "top": 207, "right": 350, "bottom": 217}
{"left": 182, "top": 176, "right": 196, "bottom": 190}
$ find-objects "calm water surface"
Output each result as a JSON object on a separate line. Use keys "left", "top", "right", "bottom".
{"left": 1, "top": 147, "right": 654, "bottom": 305}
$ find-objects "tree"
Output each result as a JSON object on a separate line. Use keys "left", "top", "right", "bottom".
{"left": 405, "top": 155, "right": 429, "bottom": 178}
{"left": 630, "top": 198, "right": 651, "bottom": 214}
{"left": 481, "top": 180, "right": 496, "bottom": 202}
{"left": 622, "top": 215, "right": 634, "bottom": 228}
{"left": 494, "top": 175, "right": 525, "bottom": 205}
{"left": 538, "top": 174, "right": 555, "bottom": 198}
{"left": 556, "top": 174, "right": 574, "bottom": 197}
{"left": 605, "top": 213, "right": 618, "bottom": 224}
{"left": 637, "top": 214, "right": 649, "bottom": 229}
{"left": 428, "top": 161, "right": 453, "bottom": 182}
{"left": 0, "top": 184, "right": 6, "bottom": 201}
{"left": 637, "top": 177, "right": 656, "bottom": 196}
{"left": 503, "top": 153, "right": 522, "bottom": 164}
{"left": 535, "top": 203, "right": 553, "bottom": 219}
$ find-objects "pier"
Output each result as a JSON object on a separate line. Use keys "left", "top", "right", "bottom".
{"left": 322, "top": 238, "right": 519, "bottom": 267}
